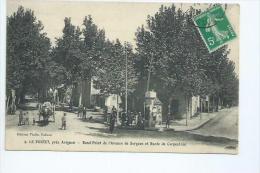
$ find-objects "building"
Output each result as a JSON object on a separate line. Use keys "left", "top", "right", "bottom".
{"left": 167, "top": 93, "right": 200, "bottom": 120}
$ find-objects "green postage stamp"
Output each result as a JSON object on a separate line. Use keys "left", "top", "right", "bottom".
{"left": 193, "top": 5, "right": 237, "bottom": 53}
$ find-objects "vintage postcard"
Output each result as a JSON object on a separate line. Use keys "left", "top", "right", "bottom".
{"left": 5, "top": 1, "right": 239, "bottom": 154}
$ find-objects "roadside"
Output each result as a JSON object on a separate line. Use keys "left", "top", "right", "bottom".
{"left": 189, "top": 107, "right": 238, "bottom": 141}
{"left": 6, "top": 103, "right": 238, "bottom": 141}
{"left": 161, "top": 111, "right": 218, "bottom": 132}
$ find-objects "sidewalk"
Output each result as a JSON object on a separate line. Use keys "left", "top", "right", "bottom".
{"left": 189, "top": 107, "right": 238, "bottom": 141}
{"left": 157, "top": 112, "right": 218, "bottom": 132}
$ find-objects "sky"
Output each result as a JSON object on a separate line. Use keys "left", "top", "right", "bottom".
{"left": 7, "top": 0, "right": 239, "bottom": 74}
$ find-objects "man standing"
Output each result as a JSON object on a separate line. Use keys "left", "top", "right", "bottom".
{"left": 61, "top": 113, "right": 67, "bottom": 130}
{"left": 78, "top": 104, "right": 83, "bottom": 118}
{"left": 25, "top": 112, "right": 29, "bottom": 125}
{"left": 112, "top": 106, "right": 117, "bottom": 115}
{"left": 166, "top": 113, "right": 171, "bottom": 128}
{"left": 110, "top": 106, "right": 117, "bottom": 133}
{"left": 121, "top": 111, "right": 126, "bottom": 127}
{"left": 83, "top": 107, "right": 87, "bottom": 119}
{"left": 18, "top": 110, "right": 23, "bottom": 126}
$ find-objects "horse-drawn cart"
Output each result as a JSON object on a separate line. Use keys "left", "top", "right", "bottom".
{"left": 38, "top": 102, "right": 55, "bottom": 123}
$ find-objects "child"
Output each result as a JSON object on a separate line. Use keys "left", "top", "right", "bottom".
{"left": 61, "top": 113, "right": 66, "bottom": 130}
{"left": 24, "top": 112, "right": 29, "bottom": 125}
{"left": 18, "top": 110, "right": 23, "bottom": 126}
{"left": 32, "top": 117, "right": 36, "bottom": 125}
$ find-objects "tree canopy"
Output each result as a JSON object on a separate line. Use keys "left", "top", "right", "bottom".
{"left": 134, "top": 5, "right": 238, "bottom": 106}
{"left": 6, "top": 5, "right": 238, "bottom": 109}
{"left": 7, "top": 6, "right": 51, "bottom": 101}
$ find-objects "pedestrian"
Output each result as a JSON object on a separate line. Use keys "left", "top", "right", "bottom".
{"left": 134, "top": 112, "right": 138, "bottom": 126}
{"left": 104, "top": 106, "right": 108, "bottom": 123}
{"left": 112, "top": 106, "right": 117, "bottom": 115}
{"left": 78, "top": 104, "right": 83, "bottom": 118}
{"left": 25, "top": 112, "right": 29, "bottom": 125}
{"left": 32, "top": 117, "right": 36, "bottom": 125}
{"left": 23, "top": 113, "right": 26, "bottom": 125}
{"left": 121, "top": 111, "right": 126, "bottom": 127}
{"left": 126, "top": 110, "right": 131, "bottom": 126}
{"left": 18, "top": 110, "right": 23, "bottom": 126}
{"left": 166, "top": 113, "right": 171, "bottom": 128}
{"left": 83, "top": 107, "right": 86, "bottom": 119}
{"left": 61, "top": 113, "right": 66, "bottom": 130}
{"left": 129, "top": 112, "right": 133, "bottom": 126}
{"left": 112, "top": 106, "right": 117, "bottom": 123}
{"left": 110, "top": 106, "right": 117, "bottom": 133}
{"left": 136, "top": 112, "right": 141, "bottom": 129}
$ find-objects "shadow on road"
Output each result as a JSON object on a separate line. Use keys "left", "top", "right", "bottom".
{"left": 184, "top": 131, "right": 238, "bottom": 144}
{"left": 36, "top": 120, "right": 49, "bottom": 127}
{"left": 82, "top": 125, "right": 238, "bottom": 150}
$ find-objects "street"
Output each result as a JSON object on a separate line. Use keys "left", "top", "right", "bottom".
{"left": 6, "top": 107, "right": 238, "bottom": 153}
{"left": 191, "top": 107, "right": 238, "bottom": 140}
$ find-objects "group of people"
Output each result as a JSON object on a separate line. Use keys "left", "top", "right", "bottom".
{"left": 120, "top": 111, "right": 144, "bottom": 129}
{"left": 16, "top": 101, "right": 172, "bottom": 132}
{"left": 103, "top": 106, "right": 118, "bottom": 133}
{"left": 18, "top": 110, "right": 35, "bottom": 126}
{"left": 77, "top": 104, "right": 87, "bottom": 119}
{"left": 104, "top": 106, "right": 145, "bottom": 133}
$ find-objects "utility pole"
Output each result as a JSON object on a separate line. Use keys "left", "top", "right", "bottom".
{"left": 125, "top": 42, "right": 128, "bottom": 114}
{"left": 146, "top": 53, "right": 154, "bottom": 127}
{"left": 146, "top": 53, "right": 153, "bottom": 92}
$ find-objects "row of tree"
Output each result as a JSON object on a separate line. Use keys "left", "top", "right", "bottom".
{"left": 7, "top": 6, "right": 137, "bottom": 111}
{"left": 134, "top": 5, "right": 238, "bottom": 114}
{"left": 7, "top": 5, "right": 238, "bottom": 114}
{"left": 7, "top": 7, "right": 51, "bottom": 112}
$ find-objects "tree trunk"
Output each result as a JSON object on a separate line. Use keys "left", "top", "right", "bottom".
{"left": 185, "top": 95, "right": 188, "bottom": 126}
{"left": 218, "top": 96, "right": 221, "bottom": 111}
{"left": 6, "top": 95, "right": 10, "bottom": 115}
{"left": 208, "top": 100, "right": 210, "bottom": 113}
{"left": 57, "top": 95, "right": 60, "bottom": 105}
{"left": 168, "top": 98, "right": 172, "bottom": 120}
{"left": 78, "top": 81, "right": 82, "bottom": 107}
{"left": 116, "top": 94, "right": 120, "bottom": 125}
{"left": 11, "top": 89, "right": 16, "bottom": 115}
{"left": 200, "top": 98, "right": 202, "bottom": 120}
{"left": 212, "top": 96, "right": 215, "bottom": 112}
{"left": 189, "top": 97, "right": 192, "bottom": 119}
{"left": 81, "top": 79, "right": 91, "bottom": 108}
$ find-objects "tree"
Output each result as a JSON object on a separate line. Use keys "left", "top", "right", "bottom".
{"left": 134, "top": 4, "right": 239, "bottom": 121}
{"left": 135, "top": 6, "right": 204, "bottom": 109}
{"left": 51, "top": 17, "right": 84, "bottom": 105}
{"left": 95, "top": 40, "right": 138, "bottom": 97}
{"left": 76, "top": 15, "right": 107, "bottom": 107}
{"left": 81, "top": 15, "right": 106, "bottom": 80}
{"left": 52, "top": 17, "right": 83, "bottom": 85}
{"left": 7, "top": 6, "right": 51, "bottom": 112}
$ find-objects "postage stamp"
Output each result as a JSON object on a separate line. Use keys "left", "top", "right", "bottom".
{"left": 193, "top": 5, "right": 237, "bottom": 52}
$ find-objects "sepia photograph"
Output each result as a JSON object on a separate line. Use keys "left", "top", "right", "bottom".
{"left": 5, "top": 1, "right": 239, "bottom": 153}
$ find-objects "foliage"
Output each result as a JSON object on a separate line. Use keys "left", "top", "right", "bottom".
{"left": 6, "top": 5, "right": 238, "bottom": 109}
{"left": 7, "top": 6, "right": 51, "bottom": 100}
{"left": 51, "top": 17, "right": 83, "bottom": 85}
{"left": 135, "top": 5, "right": 239, "bottom": 105}
{"left": 95, "top": 40, "right": 138, "bottom": 95}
